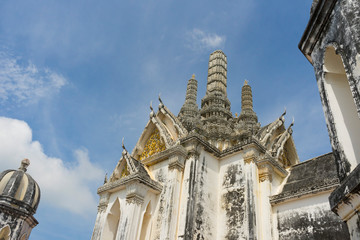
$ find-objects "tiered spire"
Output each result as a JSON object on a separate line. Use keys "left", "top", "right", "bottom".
{"left": 238, "top": 80, "right": 259, "bottom": 131}
{"left": 178, "top": 74, "right": 200, "bottom": 130}
{"left": 200, "top": 50, "right": 232, "bottom": 124}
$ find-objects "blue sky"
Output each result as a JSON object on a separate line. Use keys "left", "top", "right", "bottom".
{"left": 0, "top": 0, "right": 330, "bottom": 239}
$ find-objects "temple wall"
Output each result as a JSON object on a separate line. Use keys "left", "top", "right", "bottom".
{"left": 148, "top": 158, "right": 172, "bottom": 240}
{"left": 217, "top": 153, "right": 247, "bottom": 240}
{"left": 272, "top": 192, "right": 349, "bottom": 240}
{"left": 191, "top": 151, "right": 219, "bottom": 240}
{"left": 0, "top": 212, "right": 29, "bottom": 239}
{"left": 311, "top": 0, "right": 360, "bottom": 177}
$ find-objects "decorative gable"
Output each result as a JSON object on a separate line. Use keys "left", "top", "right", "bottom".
{"left": 139, "top": 128, "right": 166, "bottom": 160}
{"left": 120, "top": 162, "right": 130, "bottom": 178}
{"left": 132, "top": 99, "right": 187, "bottom": 161}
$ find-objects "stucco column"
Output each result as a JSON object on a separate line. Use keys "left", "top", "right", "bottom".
{"left": 244, "top": 153, "right": 258, "bottom": 240}
{"left": 159, "top": 154, "right": 185, "bottom": 240}
{"left": 258, "top": 163, "right": 272, "bottom": 240}
{"left": 177, "top": 146, "right": 200, "bottom": 240}
{"left": 330, "top": 164, "right": 360, "bottom": 240}
{"left": 91, "top": 192, "right": 110, "bottom": 240}
{"left": 119, "top": 182, "right": 148, "bottom": 240}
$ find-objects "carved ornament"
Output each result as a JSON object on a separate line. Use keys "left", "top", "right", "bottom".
{"left": 258, "top": 164, "right": 273, "bottom": 182}
{"left": 259, "top": 172, "right": 272, "bottom": 182}
{"left": 121, "top": 163, "right": 130, "bottom": 178}
{"left": 139, "top": 128, "right": 166, "bottom": 160}
{"left": 126, "top": 193, "right": 145, "bottom": 205}
{"left": 168, "top": 155, "right": 185, "bottom": 172}
{"left": 244, "top": 152, "right": 255, "bottom": 164}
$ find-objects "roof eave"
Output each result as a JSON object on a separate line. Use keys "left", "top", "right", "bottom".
{"left": 298, "top": 0, "right": 338, "bottom": 64}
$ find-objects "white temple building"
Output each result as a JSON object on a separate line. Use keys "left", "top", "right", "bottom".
{"left": 91, "top": 50, "right": 349, "bottom": 240}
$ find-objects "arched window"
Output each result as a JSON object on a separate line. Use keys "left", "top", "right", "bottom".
{"left": 102, "top": 198, "right": 120, "bottom": 240}
{"left": 139, "top": 202, "right": 152, "bottom": 240}
{"left": 323, "top": 46, "right": 360, "bottom": 170}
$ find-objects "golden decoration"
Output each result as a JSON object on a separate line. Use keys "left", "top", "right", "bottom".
{"left": 120, "top": 163, "right": 130, "bottom": 178}
{"left": 139, "top": 128, "right": 166, "bottom": 160}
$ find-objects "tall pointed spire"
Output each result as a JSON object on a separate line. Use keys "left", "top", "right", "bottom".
{"left": 200, "top": 50, "right": 232, "bottom": 124}
{"left": 178, "top": 74, "right": 200, "bottom": 130}
{"left": 239, "top": 80, "right": 259, "bottom": 131}
{"left": 205, "top": 50, "right": 228, "bottom": 96}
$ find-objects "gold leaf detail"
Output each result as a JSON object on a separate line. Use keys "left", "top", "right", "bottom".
{"left": 121, "top": 163, "right": 130, "bottom": 178}
{"left": 139, "top": 128, "right": 166, "bottom": 160}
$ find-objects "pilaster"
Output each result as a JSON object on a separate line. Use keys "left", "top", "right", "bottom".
{"left": 126, "top": 181, "right": 148, "bottom": 205}
{"left": 158, "top": 154, "right": 186, "bottom": 239}
{"left": 91, "top": 192, "right": 110, "bottom": 240}
{"left": 122, "top": 182, "right": 149, "bottom": 240}
{"left": 330, "top": 164, "right": 360, "bottom": 240}
{"left": 177, "top": 144, "right": 200, "bottom": 239}
{"left": 257, "top": 163, "right": 273, "bottom": 240}
{"left": 243, "top": 151, "right": 258, "bottom": 240}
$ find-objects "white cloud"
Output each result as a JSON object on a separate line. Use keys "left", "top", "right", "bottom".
{"left": 187, "top": 29, "right": 226, "bottom": 51}
{"left": 0, "top": 52, "right": 67, "bottom": 104}
{"left": 0, "top": 117, "right": 104, "bottom": 216}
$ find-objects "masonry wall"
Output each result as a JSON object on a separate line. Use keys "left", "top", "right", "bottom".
{"left": 191, "top": 151, "right": 219, "bottom": 240}
{"left": 217, "top": 153, "right": 247, "bottom": 240}
{"left": 0, "top": 211, "right": 32, "bottom": 240}
{"left": 272, "top": 192, "right": 349, "bottom": 240}
{"left": 311, "top": 0, "right": 360, "bottom": 179}
{"left": 148, "top": 158, "right": 172, "bottom": 239}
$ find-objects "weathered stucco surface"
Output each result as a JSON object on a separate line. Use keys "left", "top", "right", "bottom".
{"left": 91, "top": 50, "right": 349, "bottom": 240}
{"left": 299, "top": 1, "right": 360, "bottom": 239}
{"left": 273, "top": 193, "right": 349, "bottom": 240}
{"left": 310, "top": 0, "right": 360, "bottom": 179}
{"left": 220, "top": 158, "right": 246, "bottom": 239}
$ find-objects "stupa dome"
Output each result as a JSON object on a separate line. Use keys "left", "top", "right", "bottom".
{"left": 0, "top": 159, "right": 40, "bottom": 215}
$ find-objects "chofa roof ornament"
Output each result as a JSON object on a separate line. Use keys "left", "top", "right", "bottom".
{"left": 18, "top": 158, "right": 30, "bottom": 172}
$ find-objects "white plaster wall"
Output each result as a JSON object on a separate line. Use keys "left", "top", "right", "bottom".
{"left": 136, "top": 193, "right": 158, "bottom": 240}
{"left": 217, "top": 153, "right": 246, "bottom": 239}
{"left": 177, "top": 153, "right": 193, "bottom": 237}
{"left": 194, "top": 151, "right": 219, "bottom": 239}
{"left": 147, "top": 159, "right": 170, "bottom": 239}
{"left": 271, "top": 173, "right": 287, "bottom": 196}
{"left": 324, "top": 72, "right": 360, "bottom": 169}
{"left": 272, "top": 192, "right": 337, "bottom": 240}
{"left": 346, "top": 213, "right": 360, "bottom": 240}
{"left": 256, "top": 168, "right": 272, "bottom": 240}
{"left": 97, "top": 183, "right": 159, "bottom": 240}
{"left": 99, "top": 190, "right": 127, "bottom": 240}
{"left": 324, "top": 47, "right": 360, "bottom": 170}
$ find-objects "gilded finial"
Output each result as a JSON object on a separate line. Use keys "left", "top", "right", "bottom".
{"left": 287, "top": 117, "right": 295, "bottom": 130}
{"left": 19, "top": 159, "right": 30, "bottom": 172}
{"left": 149, "top": 101, "right": 155, "bottom": 118}
{"left": 104, "top": 173, "right": 108, "bottom": 184}
{"left": 244, "top": 79, "right": 248, "bottom": 85}
{"left": 235, "top": 113, "right": 238, "bottom": 118}
{"left": 192, "top": 74, "right": 195, "bottom": 79}
{"left": 158, "top": 93, "right": 164, "bottom": 109}
{"left": 122, "top": 137, "right": 126, "bottom": 150}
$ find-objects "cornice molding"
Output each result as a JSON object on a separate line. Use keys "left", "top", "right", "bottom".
{"left": 97, "top": 173, "right": 162, "bottom": 195}
{"left": 298, "top": 0, "right": 338, "bottom": 63}
{"left": 140, "top": 144, "right": 187, "bottom": 166}
{"left": 270, "top": 178, "right": 339, "bottom": 205}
